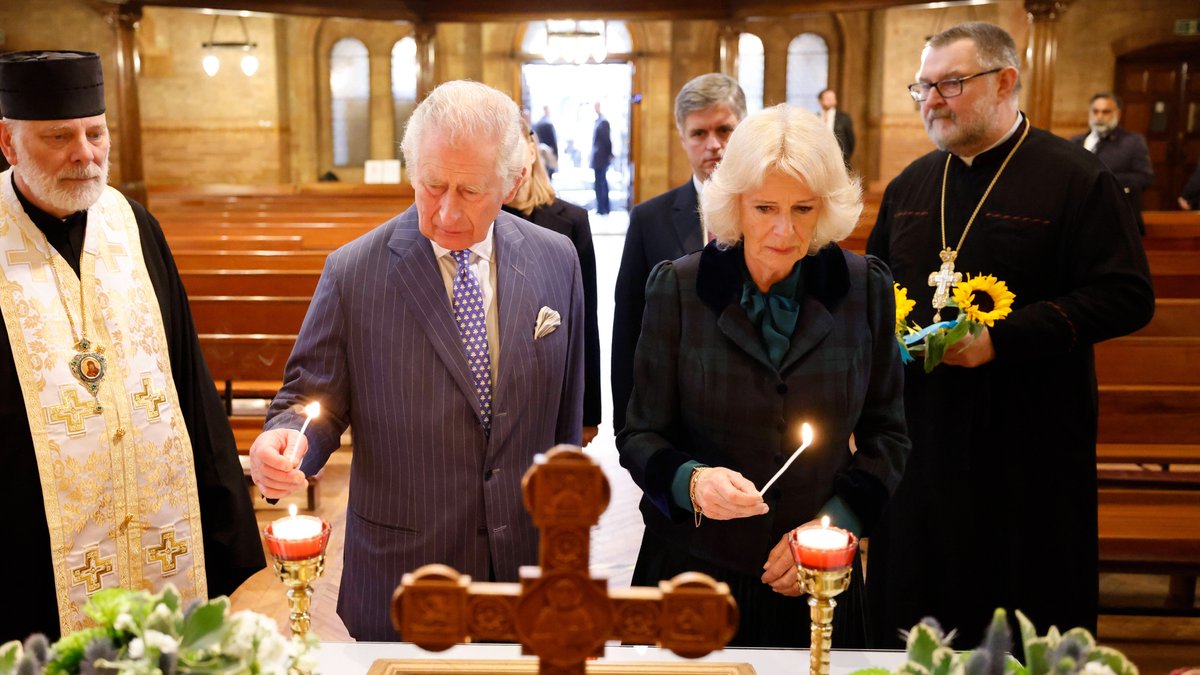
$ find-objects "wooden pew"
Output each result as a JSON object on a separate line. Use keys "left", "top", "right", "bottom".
{"left": 182, "top": 270, "right": 322, "bottom": 297}
{"left": 1099, "top": 488, "right": 1200, "bottom": 612}
{"left": 165, "top": 234, "right": 303, "bottom": 251}
{"left": 174, "top": 250, "right": 330, "bottom": 271}
{"left": 1097, "top": 385, "right": 1200, "bottom": 446}
{"left": 1097, "top": 443, "right": 1200, "bottom": 465}
{"left": 1135, "top": 299, "right": 1200, "bottom": 337}
{"left": 190, "top": 296, "right": 311, "bottom": 335}
{"left": 164, "top": 223, "right": 375, "bottom": 249}
{"left": 1146, "top": 250, "right": 1200, "bottom": 297}
{"left": 1095, "top": 337, "right": 1200, "bottom": 385}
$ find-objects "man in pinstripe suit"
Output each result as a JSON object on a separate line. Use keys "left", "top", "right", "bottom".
{"left": 249, "top": 81, "right": 585, "bottom": 641}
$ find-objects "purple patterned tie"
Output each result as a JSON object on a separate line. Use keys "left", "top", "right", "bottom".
{"left": 451, "top": 250, "right": 492, "bottom": 432}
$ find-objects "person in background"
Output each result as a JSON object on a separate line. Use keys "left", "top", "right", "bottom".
{"left": 591, "top": 101, "right": 613, "bottom": 215}
{"left": 505, "top": 117, "right": 600, "bottom": 445}
{"left": 1070, "top": 92, "right": 1153, "bottom": 233}
{"left": 818, "top": 88, "right": 856, "bottom": 166}
{"left": 612, "top": 73, "right": 746, "bottom": 433}
{"left": 1179, "top": 163, "right": 1200, "bottom": 210}
{"left": 618, "top": 104, "right": 910, "bottom": 648}
{"left": 533, "top": 105, "right": 559, "bottom": 177}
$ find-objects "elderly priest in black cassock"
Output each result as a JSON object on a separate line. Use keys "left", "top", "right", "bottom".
{"left": 865, "top": 23, "right": 1154, "bottom": 648}
{"left": 0, "top": 51, "right": 263, "bottom": 643}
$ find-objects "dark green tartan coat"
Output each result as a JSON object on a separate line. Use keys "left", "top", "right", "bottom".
{"left": 617, "top": 242, "right": 909, "bottom": 645}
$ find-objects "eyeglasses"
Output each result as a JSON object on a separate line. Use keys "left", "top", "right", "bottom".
{"left": 907, "top": 68, "right": 1002, "bottom": 102}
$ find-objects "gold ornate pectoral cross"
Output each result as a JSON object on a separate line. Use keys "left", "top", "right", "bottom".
{"left": 928, "top": 248, "right": 962, "bottom": 323}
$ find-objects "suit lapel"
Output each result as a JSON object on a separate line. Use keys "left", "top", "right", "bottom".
{"left": 493, "top": 215, "right": 536, "bottom": 424}
{"left": 671, "top": 181, "right": 703, "bottom": 254}
{"left": 778, "top": 296, "right": 834, "bottom": 373}
{"left": 386, "top": 209, "right": 480, "bottom": 407}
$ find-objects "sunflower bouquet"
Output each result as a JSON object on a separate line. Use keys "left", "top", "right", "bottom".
{"left": 894, "top": 274, "right": 1015, "bottom": 373}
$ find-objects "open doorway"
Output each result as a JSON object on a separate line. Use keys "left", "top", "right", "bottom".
{"left": 522, "top": 62, "right": 634, "bottom": 215}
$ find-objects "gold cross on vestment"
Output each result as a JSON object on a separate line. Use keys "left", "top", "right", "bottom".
{"left": 928, "top": 248, "right": 963, "bottom": 323}
{"left": 133, "top": 376, "right": 167, "bottom": 421}
{"left": 95, "top": 237, "right": 128, "bottom": 274}
{"left": 394, "top": 447, "right": 739, "bottom": 675}
{"left": 147, "top": 529, "right": 189, "bottom": 575}
{"left": 72, "top": 548, "right": 115, "bottom": 594}
{"left": 6, "top": 229, "right": 50, "bottom": 282}
{"left": 46, "top": 387, "right": 103, "bottom": 436}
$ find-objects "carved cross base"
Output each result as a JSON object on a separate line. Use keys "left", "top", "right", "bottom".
{"left": 392, "top": 446, "right": 739, "bottom": 674}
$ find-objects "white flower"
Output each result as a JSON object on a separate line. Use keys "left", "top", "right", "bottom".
{"left": 143, "top": 629, "right": 179, "bottom": 654}
{"left": 127, "top": 637, "right": 145, "bottom": 659}
{"left": 152, "top": 603, "right": 172, "bottom": 619}
{"left": 1082, "top": 663, "right": 1117, "bottom": 675}
{"left": 114, "top": 612, "right": 136, "bottom": 632}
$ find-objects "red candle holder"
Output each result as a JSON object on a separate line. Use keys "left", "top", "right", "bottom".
{"left": 788, "top": 524, "right": 858, "bottom": 570}
{"left": 264, "top": 517, "right": 331, "bottom": 561}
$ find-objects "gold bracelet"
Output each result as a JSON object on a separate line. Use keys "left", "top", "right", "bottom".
{"left": 689, "top": 466, "right": 708, "bottom": 528}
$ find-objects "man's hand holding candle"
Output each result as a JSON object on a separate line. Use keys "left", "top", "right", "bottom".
{"left": 248, "top": 428, "right": 310, "bottom": 500}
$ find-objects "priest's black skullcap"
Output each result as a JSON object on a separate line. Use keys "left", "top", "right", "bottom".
{"left": 0, "top": 50, "right": 105, "bottom": 121}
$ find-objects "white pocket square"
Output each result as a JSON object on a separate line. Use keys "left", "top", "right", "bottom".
{"left": 534, "top": 306, "right": 561, "bottom": 339}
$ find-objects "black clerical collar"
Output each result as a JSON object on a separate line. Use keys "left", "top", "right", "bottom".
{"left": 11, "top": 172, "right": 88, "bottom": 275}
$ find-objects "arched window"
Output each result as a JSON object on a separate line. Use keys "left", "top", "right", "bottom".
{"left": 330, "top": 37, "right": 370, "bottom": 167}
{"left": 786, "top": 33, "right": 829, "bottom": 114}
{"left": 392, "top": 37, "right": 418, "bottom": 160}
{"left": 737, "top": 33, "right": 764, "bottom": 115}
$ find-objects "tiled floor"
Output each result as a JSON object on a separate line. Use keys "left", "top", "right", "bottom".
{"left": 235, "top": 214, "right": 1200, "bottom": 671}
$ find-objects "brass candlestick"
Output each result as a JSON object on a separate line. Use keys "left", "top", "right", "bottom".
{"left": 798, "top": 564, "right": 853, "bottom": 675}
{"left": 263, "top": 517, "right": 331, "bottom": 637}
{"left": 789, "top": 521, "right": 859, "bottom": 675}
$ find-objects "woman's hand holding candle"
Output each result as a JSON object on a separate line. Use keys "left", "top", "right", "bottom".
{"left": 690, "top": 467, "right": 769, "bottom": 520}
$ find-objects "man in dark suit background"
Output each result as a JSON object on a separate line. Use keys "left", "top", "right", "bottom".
{"left": 249, "top": 80, "right": 585, "bottom": 641}
{"left": 611, "top": 73, "right": 746, "bottom": 432}
{"left": 591, "top": 101, "right": 613, "bottom": 215}
{"left": 818, "top": 88, "right": 855, "bottom": 166}
{"left": 533, "top": 105, "right": 558, "bottom": 177}
{"left": 1070, "top": 92, "right": 1153, "bottom": 233}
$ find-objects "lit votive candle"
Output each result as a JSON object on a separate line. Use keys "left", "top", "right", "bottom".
{"left": 264, "top": 504, "right": 330, "bottom": 560}
{"left": 789, "top": 516, "right": 858, "bottom": 570}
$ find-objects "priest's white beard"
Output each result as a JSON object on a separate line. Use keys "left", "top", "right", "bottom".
{"left": 12, "top": 141, "right": 109, "bottom": 215}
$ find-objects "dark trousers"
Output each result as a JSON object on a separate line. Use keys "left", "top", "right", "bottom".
{"left": 594, "top": 165, "right": 610, "bottom": 214}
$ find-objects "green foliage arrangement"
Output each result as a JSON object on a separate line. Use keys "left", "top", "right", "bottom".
{"left": 854, "top": 608, "right": 1137, "bottom": 675}
{"left": 0, "top": 585, "right": 316, "bottom": 675}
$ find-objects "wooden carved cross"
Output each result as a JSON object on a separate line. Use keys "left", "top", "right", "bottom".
{"left": 392, "top": 446, "right": 739, "bottom": 675}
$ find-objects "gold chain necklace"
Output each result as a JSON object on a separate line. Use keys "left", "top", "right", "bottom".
{"left": 41, "top": 231, "right": 107, "bottom": 408}
{"left": 928, "top": 121, "right": 1030, "bottom": 322}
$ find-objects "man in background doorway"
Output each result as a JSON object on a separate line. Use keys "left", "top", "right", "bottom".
{"left": 1070, "top": 92, "right": 1153, "bottom": 233}
{"left": 533, "top": 105, "right": 559, "bottom": 177}
{"left": 611, "top": 73, "right": 746, "bottom": 433}
{"left": 819, "top": 88, "right": 855, "bottom": 166}
{"left": 591, "top": 101, "right": 613, "bottom": 215}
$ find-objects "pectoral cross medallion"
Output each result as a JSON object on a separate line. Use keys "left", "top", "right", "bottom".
{"left": 928, "top": 248, "right": 962, "bottom": 323}
{"left": 69, "top": 339, "right": 107, "bottom": 398}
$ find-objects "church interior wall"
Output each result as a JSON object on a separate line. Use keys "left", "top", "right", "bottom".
{"left": 137, "top": 8, "right": 285, "bottom": 186}
{"left": 1051, "top": 0, "right": 1200, "bottom": 138}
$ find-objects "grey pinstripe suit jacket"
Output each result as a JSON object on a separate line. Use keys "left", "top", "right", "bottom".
{"left": 265, "top": 206, "right": 585, "bottom": 641}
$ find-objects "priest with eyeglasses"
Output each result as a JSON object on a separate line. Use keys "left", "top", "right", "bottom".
{"left": 865, "top": 22, "right": 1154, "bottom": 648}
{"left": 0, "top": 51, "right": 263, "bottom": 643}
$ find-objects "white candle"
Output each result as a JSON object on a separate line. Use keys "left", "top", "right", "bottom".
{"left": 759, "top": 422, "right": 814, "bottom": 495}
{"left": 795, "top": 516, "right": 850, "bottom": 550}
{"left": 271, "top": 504, "right": 323, "bottom": 540}
{"left": 285, "top": 401, "right": 321, "bottom": 466}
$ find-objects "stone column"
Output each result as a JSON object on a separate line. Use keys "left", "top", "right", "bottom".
{"left": 414, "top": 22, "right": 437, "bottom": 102}
{"left": 1024, "top": 0, "right": 1072, "bottom": 130}
{"left": 718, "top": 24, "right": 738, "bottom": 78}
{"left": 102, "top": 1, "right": 147, "bottom": 205}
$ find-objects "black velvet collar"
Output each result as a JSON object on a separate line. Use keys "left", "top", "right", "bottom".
{"left": 696, "top": 241, "right": 850, "bottom": 314}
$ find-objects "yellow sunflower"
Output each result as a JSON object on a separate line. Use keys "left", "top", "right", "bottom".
{"left": 952, "top": 274, "right": 1015, "bottom": 327}
{"left": 894, "top": 282, "right": 916, "bottom": 325}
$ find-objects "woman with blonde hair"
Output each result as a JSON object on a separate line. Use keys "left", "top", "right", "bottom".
{"left": 504, "top": 118, "right": 601, "bottom": 444}
{"left": 617, "top": 103, "right": 910, "bottom": 647}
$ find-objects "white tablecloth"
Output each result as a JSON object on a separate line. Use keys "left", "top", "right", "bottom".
{"left": 313, "top": 641, "right": 907, "bottom": 674}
